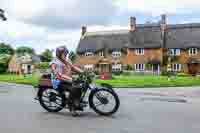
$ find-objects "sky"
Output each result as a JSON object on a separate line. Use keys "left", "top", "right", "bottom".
{"left": 1, "top": 0, "right": 200, "bottom": 54}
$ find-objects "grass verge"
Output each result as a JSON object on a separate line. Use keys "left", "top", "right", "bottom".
{"left": 0, "top": 74, "right": 200, "bottom": 88}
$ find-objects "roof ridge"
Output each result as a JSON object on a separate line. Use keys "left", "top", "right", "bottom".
{"left": 85, "top": 29, "right": 129, "bottom": 36}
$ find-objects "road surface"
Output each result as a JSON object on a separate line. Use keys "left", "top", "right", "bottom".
{"left": 0, "top": 82, "right": 200, "bottom": 133}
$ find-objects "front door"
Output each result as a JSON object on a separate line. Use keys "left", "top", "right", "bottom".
{"left": 99, "top": 64, "right": 110, "bottom": 73}
{"left": 188, "top": 64, "right": 199, "bottom": 76}
{"left": 153, "top": 64, "right": 158, "bottom": 71}
{"left": 27, "top": 65, "right": 31, "bottom": 74}
{"left": 152, "top": 64, "right": 160, "bottom": 74}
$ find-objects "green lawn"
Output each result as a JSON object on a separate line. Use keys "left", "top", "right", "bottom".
{"left": 0, "top": 74, "right": 39, "bottom": 87}
{"left": 0, "top": 74, "right": 200, "bottom": 88}
{"left": 96, "top": 75, "right": 200, "bottom": 88}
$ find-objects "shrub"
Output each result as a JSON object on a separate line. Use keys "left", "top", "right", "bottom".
{"left": 112, "top": 71, "right": 122, "bottom": 76}
{"left": 161, "top": 70, "right": 168, "bottom": 76}
{"left": 0, "top": 54, "right": 12, "bottom": 73}
{"left": 0, "top": 63, "right": 7, "bottom": 73}
{"left": 35, "top": 62, "right": 49, "bottom": 69}
{"left": 176, "top": 72, "right": 188, "bottom": 77}
{"left": 145, "top": 64, "right": 152, "bottom": 70}
{"left": 124, "top": 64, "right": 133, "bottom": 71}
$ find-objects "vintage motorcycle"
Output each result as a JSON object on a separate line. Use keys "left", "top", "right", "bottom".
{"left": 36, "top": 72, "right": 120, "bottom": 116}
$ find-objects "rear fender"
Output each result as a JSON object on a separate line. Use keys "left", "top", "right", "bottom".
{"left": 37, "top": 86, "right": 64, "bottom": 97}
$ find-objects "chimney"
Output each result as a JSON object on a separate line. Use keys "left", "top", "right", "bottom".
{"left": 130, "top": 17, "right": 136, "bottom": 31}
{"left": 81, "top": 26, "right": 87, "bottom": 36}
{"left": 160, "top": 14, "right": 167, "bottom": 31}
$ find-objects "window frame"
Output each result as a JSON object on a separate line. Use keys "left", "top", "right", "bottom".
{"left": 112, "top": 64, "right": 122, "bottom": 72}
{"left": 112, "top": 51, "right": 121, "bottom": 57}
{"left": 85, "top": 52, "right": 94, "bottom": 57}
{"left": 135, "top": 48, "right": 144, "bottom": 55}
{"left": 189, "top": 48, "right": 198, "bottom": 56}
{"left": 134, "top": 64, "right": 145, "bottom": 71}
{"left": 169, "top": 48, "right": 180, "bottom": 56}
{"left": 99, "top": 51, "right": 104, "bottom": 57}
{"left": 171, "top": 64, "right": 181, "bottom": 72}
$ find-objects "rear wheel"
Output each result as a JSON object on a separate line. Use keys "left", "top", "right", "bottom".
{"left": 89, "top": 88, "right": 120, "bottom": 116}
{"left": 38, "top": 88, "right": 66, "bottom": 112}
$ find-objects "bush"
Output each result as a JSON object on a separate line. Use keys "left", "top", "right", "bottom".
{"left": 112, "top": 71, "right": 122, "bottom": 76}
{"left": 176, "top": 73, "right": 188, "bottom": 77}
{"left": 0, "top": 63, "right": 7, "bottom": 73}
{"left": 145, "top": 64, "right": 152, "bottom": 70}
{"left": 161, "top": 70, "right": 168, "bottom": 76}
{"left": 0, "top": 54, "right": 11, "bottom": 73}
{"left": 35, "top": 62, "right": 49, "bottom": 69}
{"left": 124, "top": 64, "right": 133, "bottom": 71}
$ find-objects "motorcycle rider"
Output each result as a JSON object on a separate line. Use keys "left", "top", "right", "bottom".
{"left": 49, "top": 46, "right": 84, "bottom": 113}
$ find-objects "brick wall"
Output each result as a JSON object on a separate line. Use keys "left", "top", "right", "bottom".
{"left": 170, "top": 49, "right": 200, "bottom": 73}
{"left": 125, "top": 48, "right": 163, "bottom": 70}
{"left": 75, "top": 48, "right": 163, "bottom": 71}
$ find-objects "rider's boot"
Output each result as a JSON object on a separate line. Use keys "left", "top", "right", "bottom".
{"left": 72, "top": 110, "right": 79, "bottom": 117}
{"left": 74, "top": 100, "right": 84, "bottom": 111}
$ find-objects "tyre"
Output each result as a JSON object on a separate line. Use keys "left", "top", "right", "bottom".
{"left": 89, "top": 88, "right": 120, "bottom": 116}
{"left": 38, "top": 88, "right": 66, "bottom": 112}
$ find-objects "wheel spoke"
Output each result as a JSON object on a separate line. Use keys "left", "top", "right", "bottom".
{"left": 92, "top": 90, "right": 117, "bottom": 113}
{"left": 94, "top": 102, "right": 104, "bottom": 107}
{"left": 42, "top": 100, "right": 51, "bottom": 104}
{"left": 40, "top": 89, "right": 65, "bottom": 111}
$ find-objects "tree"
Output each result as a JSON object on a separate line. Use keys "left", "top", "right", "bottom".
{"left": 0, "top": 43, "right": 13, "bottom": 73}
{"left": 0, "top": 43, "right": 14, "bottom": 55}
{"left": 16, "top": 46, "right": 35, "bottom": 56}
{"left": 0, "top": 54, "right": 11, "bottom": 73}
{"left": 68, "top": 51, "right": 76, "bottom": 63}
{"left": 39, "top": 49, "right": 53, "bottom": 62}
{"left": 0, "top": 9, "right": 6, "bottom": 21}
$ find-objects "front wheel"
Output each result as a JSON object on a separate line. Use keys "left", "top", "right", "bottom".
{"left": 89, "top": 88, "right": 120, "bottom": 116}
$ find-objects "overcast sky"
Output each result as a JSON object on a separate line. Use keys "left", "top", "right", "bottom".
{"left": 1, "top": 0, "right": 200, "bottom": 53}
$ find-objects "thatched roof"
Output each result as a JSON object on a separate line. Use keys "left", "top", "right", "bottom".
{"left": 77, "top": 24, "right": 162, "bottom": 53}
{"left": 166, "top": 24, "right": 200, "bottom": 48}
{"left": 77, "top": 23, "right": 200, "bottom": 52}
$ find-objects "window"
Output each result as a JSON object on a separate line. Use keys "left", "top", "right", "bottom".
{"left": 171, "top": 64, "right": 181, "bottom": 72}
{"left": 112, "top": 64, "right": 122, "bottom": 72}
{"left": 189, "top": 48, "right": 198, "bottom": 56}
{"left": 169, "top": 49, "right": 180, "bottom": 56}
{"left": 84, "top": 64, "right": 94, "bottom": 71}
{"left": 135, "top": 48, "right": 144, "bottom": 55}
{"left": 112, "top": 51, "right": 121, "bottom": 57}
{"left": 85, "top": 52, "right": 94, "bottom": 57}
{"left": 99, "top": 51, "right": 104, "bottom": 57}
{"left": 135, "top": 64, "right": 145, "bottom": 71}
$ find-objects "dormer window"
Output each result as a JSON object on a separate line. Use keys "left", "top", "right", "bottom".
{"left": 169, "top": 49, "right": 180, "bottom": 56}
{"left": 135, "top": 48, "right": 144, "bottom": 55}
{"left": 99, "top": 51, "right": 104, "bottom": 57}
{"left": 189, "top": 48, "right": 198, "bottom": 56}
{"left": 112, "top": 51, "right": 121, "bottom": 57}
{"left": 85, "top": 52, "right": 94, "bottom": 57}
